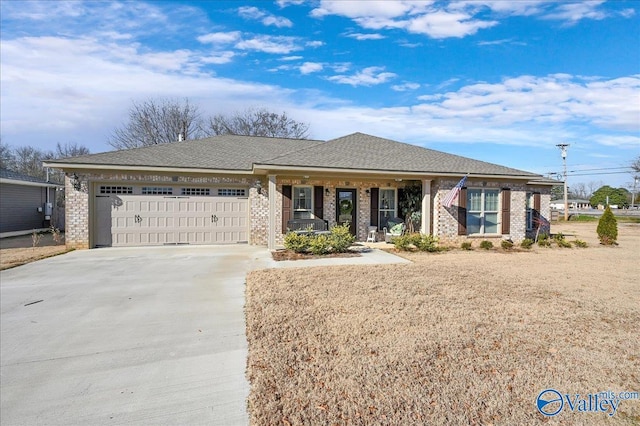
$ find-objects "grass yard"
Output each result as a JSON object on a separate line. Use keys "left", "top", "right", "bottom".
{"left": 246, "top": 222, "right": 640, "bottom": 425}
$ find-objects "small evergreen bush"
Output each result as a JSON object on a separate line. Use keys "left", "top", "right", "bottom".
{"left": 501, "top": 239, "right": 514, "bottom": 250}
{"left": 479, "top": 240, "right": 493, "bottom": 250}
{"left": 537, "top": 234, "right": 551, "bottom": 247}
{"left": 329, "top": 224, "right": 355, "bottom": 252}
{"left": 309, "top": 234, "right": 331, "bottom": 255}
{"left": 597, "top": 206, "right": 618, "bottom": 245}
{"left": 520, "top": 238, "right": 534, "bottom": 249}
{"left": 461, "top": 241, "right": 473, "bottom": 251}
{"left": 574, "top": 239, "right": 588, "bottom": 248}
{"left": 394, "top": 233, "right": 440, "bottom": 252}
{"left": 554, "top": 233, "right": 573, "bottom": 248}
{"left": 284, "top": 232, "right": 311, "bottom": 253}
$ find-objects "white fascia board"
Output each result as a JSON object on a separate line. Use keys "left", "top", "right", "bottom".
{"left": 253, "top": 164, "right": 539, "bottom": 180}
{"left": 42, "top": 162, "right": 254, "bottom": 175}
{"left": 0, "top": 178, "right": 61, "bottom": 188}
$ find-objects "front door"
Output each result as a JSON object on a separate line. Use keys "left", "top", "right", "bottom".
{"left": 336, "top": 189, "right": 357, "bottom": 236}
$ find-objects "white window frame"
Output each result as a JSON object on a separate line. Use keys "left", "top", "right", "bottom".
{"left": 467, "top": 188, "right": 500, "bottom": 235}
{"left": 526, "top": 192, "right": 534, "bottom": 230}
{"left": 293, "top": 185, "right": 313, "bottom": 219}
{"left": 379, "top": 188, "right": 397, "bottom": 230}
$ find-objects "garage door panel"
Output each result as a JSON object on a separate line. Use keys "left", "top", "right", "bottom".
{"left": 95, "top": 188, "right": 248, "bottom": 247}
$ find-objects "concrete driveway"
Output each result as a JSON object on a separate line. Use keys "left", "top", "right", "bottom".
{"left": 0, "top": 245, "right": 273, "bottom": 426}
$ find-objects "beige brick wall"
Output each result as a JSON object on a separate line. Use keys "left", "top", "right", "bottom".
{"left": 434, "top": 178, "right": 551, "bottom": 243}
{"left": 63, "top": 171, "right": 550, "bottom": 249}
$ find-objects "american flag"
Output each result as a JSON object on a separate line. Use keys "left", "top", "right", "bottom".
{"left": 441, "top": 176, "right": 467, "bottom": 208}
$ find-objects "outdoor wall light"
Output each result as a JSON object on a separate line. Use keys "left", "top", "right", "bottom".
{"left": 69, "top": 173, "right": 81, "bottom": 191}
{"left": 365, "top": 189, "right": 370, "bottom": 196}
{"left": 325, "top": 188, "right": 330, "bottom": 195}
{"left": 255, "top": 180, "right": 263, "bottom": 195}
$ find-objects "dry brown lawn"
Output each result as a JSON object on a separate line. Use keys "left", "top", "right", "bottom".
{"left": 0, "top": 233, "right": 71, "bottom": 270}
{"left": 246, "top": 222, "right": 640, "bottom": 425}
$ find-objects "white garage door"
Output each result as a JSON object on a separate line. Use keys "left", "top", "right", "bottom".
{"left": 94, "top": 185, "right": 248, "bottom": 247}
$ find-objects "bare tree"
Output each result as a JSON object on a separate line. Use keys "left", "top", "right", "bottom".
{"left": 632, "top": 156, "right": 640, "bottom": 174}
{"left": 55, "top": 142, "right": 90, "bottom": 159}
{"left": 586, "top": 180, "right": 604, "bottom": 198}
{"left": 202, "top": 107, "right": 310, "bottom": 139}
{"left": 0, "top": 139, "right": 16, "bottom": 170}
{"left": 108, "top": 98, "right": 202, "bottom": 150}
{"left": 12, "top": 146, "right": 54, "bottom": 179}
{"left": 569, "top": 182, "right": 588, "bottom": 199}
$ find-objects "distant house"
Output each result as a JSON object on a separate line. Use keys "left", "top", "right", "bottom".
{"left": 550, "top": 199, "right": 592, "bottom": 210}
{"left": 45, "top": 133, "right": 555, "bottom": 249}
{"left": 0, "top": 168, "right": 61, "bottom": 237}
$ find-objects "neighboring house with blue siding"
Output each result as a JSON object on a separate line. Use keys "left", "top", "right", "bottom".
{"left": 0, "top": 168, "right": 61, "bottom": 237}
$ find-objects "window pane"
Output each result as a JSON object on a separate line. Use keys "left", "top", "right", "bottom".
{"left": 380, "top": 210, "right": 393, "bottom": 229}
{"left": 485, "top": 213, "right": 498, "bottom": 233}
{"left": 380, "top": 189, "right": 395, "bottom": 210}
{"left": 468, "top": 190, "right": 482, "bottom": 211}
{"left": 485, "top": 190, "right": 499, "bottom": 211}
{"left": 294, "top": 187, "right": 312, "bottom": 210}
{"left": 467, "top": 213, "right": 482, "bottom": 234}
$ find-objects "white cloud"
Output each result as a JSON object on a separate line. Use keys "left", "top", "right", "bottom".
{"left": 299, "top": 62, "right": 323, "bottom": 75}
{"left": 391, "top": 82, "right": 420, "bottom": 91}
{"left": 309, "top": 0, "right": 635, "bottom": 39}
{"left": 306, "top": 40, "right": 325, "bottom": 47}
{"left": 346, "top": 33, "right": 386, "bottom": 40}
{"left": 415, "top": 74, "right": 640, "bottom": 132}
{"left": 406, "top": 10, "right": 497, "bottom": 38}
{"left": 201, "top": 51, "right": 235, "bottom": 65}
{"left": 276, "top": 0, "right": 305, "bottom": 7}
{"left": 235, "top": 35, "right": 301, "bottom": 54}
{"left": 197, "top": 31, "right": 241, "bottom": 44}
{"left": 238, "top": 6, "right": 293, "bottom": 28}
{"left": 328, "top": 66, "right": 397, "bottom": 87}
{"left": 280, "top": 55, "right": 303, "bottom": 61}
{"left": 477, "top": 38, "right": 526, "bottom": 46}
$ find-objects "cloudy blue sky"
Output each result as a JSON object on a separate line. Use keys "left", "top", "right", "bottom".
{"left": 1, "top": 0, "right": 639, "bottom": 188}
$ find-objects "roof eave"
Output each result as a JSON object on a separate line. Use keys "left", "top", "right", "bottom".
{"left": 0, "top": 177, "right": 62, "bottom": 188}
{"left": 43, "top": 162, "right": 254, "bottom": 175}
{"left": 253, "top": 164, "right": 539, "bottom": 180}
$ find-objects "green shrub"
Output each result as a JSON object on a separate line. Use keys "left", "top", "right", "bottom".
{"left": 393, "top": 233, "right": 415, "bottom": 251}
{"left": 537, "top": 234, "right": 551, "bottom": 247}
{"left": 553, "top": 233, "right": 572, "bottom": 248}
{"left": 461, "top": 241, "right": 473, "bottom": 251}
{"left": 479, "top": 240, "right": 493, "bottom": 250}
{"left": 415, "top": 235, "right": 440, "bottom": 252}
{"left": 501, "top": 239, "right": 514, "bottom": 250}
{"left": 520, "top": 238, "right": 534, "bottom": 249}
{"left": 329, "top": 224, "right": 356, "bottom": 252}
{"left": 394, "top": 233, "right": 440, "bottom": 252}
{"left": 309, "top": 234, "right": 331, "bottom": 255}
{"left": 574, "top": 239, "right": 588, "bottom": 248}
{"left": 283, "top": 232, "right": 311, "bottom": 253}
{"left": 597, "top": 206, "right": 618, "bottom": 245}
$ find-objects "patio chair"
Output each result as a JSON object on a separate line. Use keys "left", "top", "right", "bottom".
{"left": 383, "top": 217, "right": 406, "bottom": 243}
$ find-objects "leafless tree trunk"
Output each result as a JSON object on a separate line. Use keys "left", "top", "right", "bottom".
{"left": 202, "top": 107, "right": 310, "bottom": 139}
{"left": 108, "top": 98, "right": 202, "bottom": 149}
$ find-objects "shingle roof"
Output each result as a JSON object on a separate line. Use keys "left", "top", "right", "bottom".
{"left": 46, "top": 135, "right": 323, "bottom": 171}
{"left": 45, "top": 132, "right": 541, "bottom": 178}
{"left": 258, "top": 133, "right": 539, "bottom": 177}
{"left": 0, "top": 168, "right": 59, "bottom": 185}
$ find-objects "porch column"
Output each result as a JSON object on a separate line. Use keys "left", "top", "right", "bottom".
{"left": 268, "top": 174, "right": 277, "bottom": 250}
{"left": 421, "top": 179, "right": 432, "bottom": 235}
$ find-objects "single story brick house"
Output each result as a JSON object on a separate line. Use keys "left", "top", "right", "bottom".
{"left": 0, "top": 168, "right": 61, "bottom": 237}
{"left": 44, "top": 133, "right": 554, "bottom": 250}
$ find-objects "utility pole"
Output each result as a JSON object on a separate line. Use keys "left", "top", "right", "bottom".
{"left": 556, "top": 144, "right": 569, "bottom": 221}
